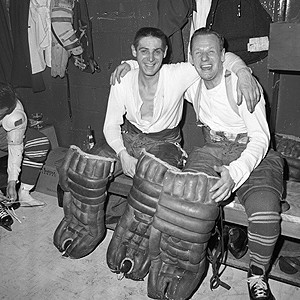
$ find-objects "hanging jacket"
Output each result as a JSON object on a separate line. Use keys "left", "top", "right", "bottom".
{"left": 0, "top": 0, "right": 13, "bottom": 83}
{"left": 157, "top": 0, "right": 196, "bottom": 63}
{"left": 10, "top": 0, "right": 45, "bottom": 92}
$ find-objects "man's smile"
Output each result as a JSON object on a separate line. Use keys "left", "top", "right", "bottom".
{"left": 200, "top": 64, "right": 213, "bottom": 71}
{"left": 144, "top": 62, "right": 156, "bottom": 68}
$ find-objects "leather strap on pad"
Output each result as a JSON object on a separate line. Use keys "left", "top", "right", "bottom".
{"left": 148, "top": 170, "right": 220, "bottom": 300}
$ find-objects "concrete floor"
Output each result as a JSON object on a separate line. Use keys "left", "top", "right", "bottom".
{"left": 1, "top": 192, "right": 300, "bottom": 300}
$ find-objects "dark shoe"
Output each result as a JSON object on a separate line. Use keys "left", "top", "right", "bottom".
{"left": 226, "top": 225, "right": 248, "bottom": 259}
{"left": 247, "top": 265, "right": 275, "bottom": 300}
{"left": 278, "top": 256, "right": 300, "bottom": 274}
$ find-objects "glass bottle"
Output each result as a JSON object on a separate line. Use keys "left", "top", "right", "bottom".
{"left": 87, "top": 125, "right": 95, "bottom": 150}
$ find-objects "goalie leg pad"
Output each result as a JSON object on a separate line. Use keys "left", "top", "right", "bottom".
{"left": 53, "top": 145, "right": 114, "bottom": 259}
{"left": 57, "top": 146, "right": 78, "bottom": 191}
{"left": 148, "top": 170, "right": 220, "bottom": 300}
{"left": 106, "top": 151, "right": 179, "bottom": 280}
{"left": 53, "top": 191, "right": 73, "bottom": 250}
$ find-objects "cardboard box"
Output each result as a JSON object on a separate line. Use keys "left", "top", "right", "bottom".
{"left": 268, "top": 22, "right": 300, "bottom": 71}
{"left": 35, "top": 147, "right": 68, "bottom": 196}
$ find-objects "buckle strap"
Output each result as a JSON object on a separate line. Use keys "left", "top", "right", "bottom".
{"left": 207, "top": 206, "right": 231, "bottom": 290}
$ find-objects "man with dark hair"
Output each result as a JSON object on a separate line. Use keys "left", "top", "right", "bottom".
{"left": 0, "top": 83, "right": 50, "bottom": 230}
{"left": 131, "top": 26, "right": 168, "bottom": 50}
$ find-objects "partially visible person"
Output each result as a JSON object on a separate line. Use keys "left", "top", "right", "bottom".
{"left": 0, "top": 83, "right": 50, "bottom": 210}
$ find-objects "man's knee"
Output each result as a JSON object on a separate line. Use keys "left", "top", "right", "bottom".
{"left": 183, "top": 147, "right": 220, "bottom": 175}
{"left": 238, "top": 151, "right": 284, "bottom": 203}
{"left": 243, "top": 190, "right": 281, "bottom": 216}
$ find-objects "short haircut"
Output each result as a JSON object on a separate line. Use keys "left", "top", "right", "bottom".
{"left": 132, "top": 27, "right": 168, "bottom": 50}
{"left": 0, "top": 82, "right": 17, "bottom": 115}
{"left": 190, "top": 27, "right": 225, "bottom": 53}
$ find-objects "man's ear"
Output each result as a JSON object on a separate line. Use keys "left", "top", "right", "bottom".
{"left": 221, "top": 48, "right": 226, "bottom": 62}
{"left": 189, "top": 52, "right": 194, "bottom": 65}
{"left": 163, "top": 46, "right": 168, "bottom": 58}
{"left": 131, "top": 45, "right": 137, "bottom": 57}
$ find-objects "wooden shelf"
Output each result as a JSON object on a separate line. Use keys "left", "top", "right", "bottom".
{"left": 223, "top": 181, "right": 300, "bottom": 240}
{"left": 109, "top": 175, "right": 300, "bottom": 240}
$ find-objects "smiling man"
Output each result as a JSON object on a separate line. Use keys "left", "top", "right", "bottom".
{"left": 174, "top": 28, "right": 284, "bottom": 300}
{"left": 103, "top": 27, "right": 186, "bottom": 177}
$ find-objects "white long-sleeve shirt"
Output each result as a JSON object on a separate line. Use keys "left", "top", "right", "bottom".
{"left": 184, "top": 68, "right": 270, "bottom": 190}
{"left": 104, "top": 53, "right": 245, "bottom": 155}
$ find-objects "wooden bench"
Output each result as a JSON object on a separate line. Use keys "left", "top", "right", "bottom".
{"left": 223, "top": 180, "right": 300, "bottom": 240}
{"left": 108, "top": 174, "right": 300, "bottom": 240}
